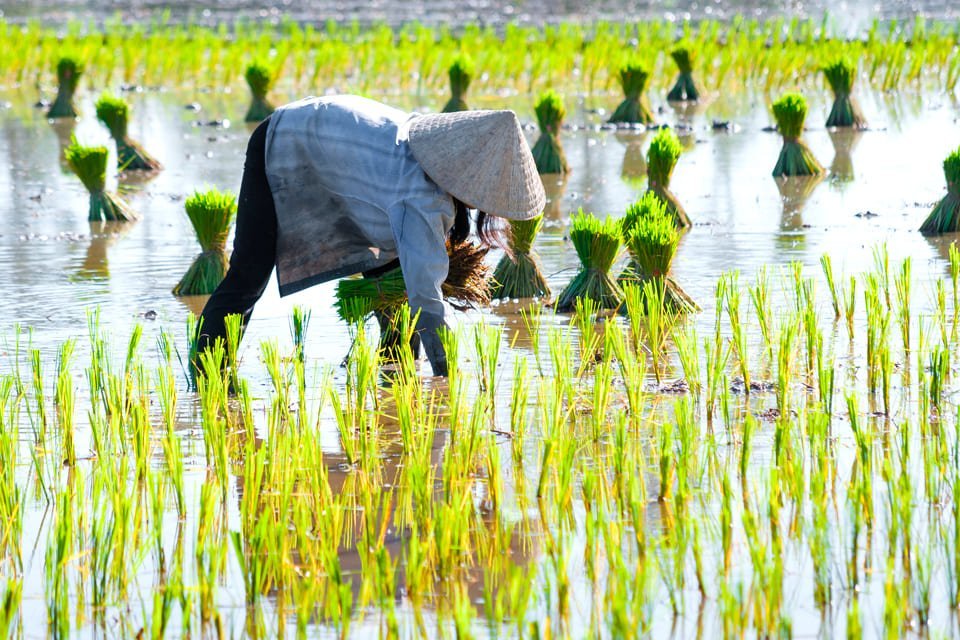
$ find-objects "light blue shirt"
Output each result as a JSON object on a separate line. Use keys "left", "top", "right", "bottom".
{"left": 264, "top": 95, "right": 455, "bottom": 369}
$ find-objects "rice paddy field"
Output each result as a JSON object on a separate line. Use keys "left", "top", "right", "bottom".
{"left": 5, "top": 8, "right": 960, "bottom": 639}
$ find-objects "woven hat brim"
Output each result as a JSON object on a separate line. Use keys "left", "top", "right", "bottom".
{"left": 408, "top": 110, "right": 546, "bottom": 220}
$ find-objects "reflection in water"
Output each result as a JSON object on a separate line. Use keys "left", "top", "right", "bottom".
{"left": 541, "top": 175, "right": 569, "bottom": 221}
{"left": 668, "top": 99, "right": 707, "bottom": 127}
{"left": 828, "top": 129, "right": 862, "bottom": 186}
{"left": 616, "top": 130, "right": 647, "bottom": 189}
{"left": 776, "top": 174, "right": 823, "bottom": 232}
{"left": 48, "top": 118, "right": 76, "bottom": 174}
{"left": 77, "top": 221, "right": 131, "bottom": 279}
{"left": 176, "top": 293, "right": 209, "bottom": 318}
{"left": 923, "top": 232, "right": 960, "bottom": 278}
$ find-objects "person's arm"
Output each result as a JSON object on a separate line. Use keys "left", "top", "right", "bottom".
{"left": 391, "top": 191, "right": 455, "bottom": 376}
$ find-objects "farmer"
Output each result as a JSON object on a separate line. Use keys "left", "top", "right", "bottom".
{"left": 195, "top": 94, "right": 545, "bottom": 376}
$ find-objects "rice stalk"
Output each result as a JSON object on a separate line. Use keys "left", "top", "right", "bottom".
{"left": 645, "top": 128, "right": 690, "bottom": 228}
{"left": 65, "top": 140, "right": 137, "bottom": 222}
{"left": 771, "top": 92, "right": 824, "bottom": 177}
{"left": 173, "top": 189, "right": 237, "bottom": 296}
{"left": 919, "top": 147, "right": 960, "bottom": 235}
{"left": 95, "top": 94, "right": 162, "bottom": 171}
{"left": 608, "top": 61, "right": 654, "bottom": 125}
{"left": 47, "top": 57, "right": 82, "bottom": 119}
{"left": 822, "top": 58, "right": 866, "bottom": 129}
{"left": 244, "top": 62, "right": 275, "bottom": 122}
{"left": 555, "top": 209, "right": 623, "bottom": 312}
{"left": 490, "top": 215, "right": 550, "bottom": 300}
{"left": 531, "top": 90, "right": 569, "bottom": 175}
{"left": 667, "top": 44, "right": 702, "bottom": 102}
{"left": 442, "top": 55, "right": 474, "bottom": 113}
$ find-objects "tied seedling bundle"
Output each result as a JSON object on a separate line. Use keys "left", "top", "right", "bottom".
{"left": 335, "top": 240, "right": 491, "bottom": 324}
{"left": 666, "top": 44, "right": 702, "bottom": 102}
{"left": 646, "top": 128, "right": 690, "bottom": 228}
{"left": 173, "top": 189, "right": 237, "bottom": 296}
{"left": 47, "top": 57, "right": 82, "bottom": 118}
{"left": 771, "top": 92, "right": 824, "bottom": 177}
{"left": 531, "top": 90, "right": 569, "bottom": 175}
{"left": 555, "top": 209, "right": 624, "bottom": 312}
{"left": 619, "top": 192, "right": 698, "bottom": 313}
{"left": 490, "top": 214, "right": 550, "bottom": 300}
{"left": 65, "top": 140, "right": 136, "bottom": 222}
{"left": 442, "top": 55, "right": 474, "bottom": 113}
{"left": 823, "top": 58, "right": 866, "bottom": 129}
{"left": 95, "top": 94, "right": 162, "bottom": 171}
{"left": 919, "top": 147, "right": 960, "bottom": 235}
{"left": 608, "top": 61, "right": 655, "bottom": 125}
{"left": 244, "top": 62, "right": 275, "bottom": 122}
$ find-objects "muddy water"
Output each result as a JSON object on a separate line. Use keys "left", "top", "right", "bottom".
{"left": 3, "top": 84, "right": 960, "bottom": 636}
{"left": 1, "top": 0, "right": 958, "bottom": 31}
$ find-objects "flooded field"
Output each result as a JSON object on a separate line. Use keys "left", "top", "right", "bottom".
{"left": 4, "top": 22, "right": 960, "bottom": 638}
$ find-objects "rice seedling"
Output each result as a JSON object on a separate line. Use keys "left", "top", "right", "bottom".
{"left": 490, "top": 214, "right": 550, "bottom": 300}
{"left": 643, "top": 128, "right": 690, "bottom": 229}
{"left": 771, "top": 92, "right": 824, "bottom": 177}
{"left": 64, "top": 140, "right": 137, "bottom": 222}
{"left": 666, "top": 43, "right": 702, "bottom": 102}
{"left": 442, "top": 54, "right": 474, "bottom": 113}
{"left": 336, "top": 240, "right": 490, "bottom": 361}
{"left": 95, "top": 94, "right": 162, "bottom": 171}
{"left": 555, "top": 210, "right": 623, "bottom": 312}
{"left": 822, "top": 58, "right": 866, "bottom": 129}
{"left": 618, "top": 192, "right": 698, "bottom": 312}
{"left": 608, "top": 61, "right": 654, "bottom": 125}
{"left": 530, "top": 89, "right": 569, "bottom": 175}
{"left": 289, "top": 305, "right": 311, "bottom": 364}
{"left": 919, "top": 146, "right": 960, "bottom": 235}
{"left": 244, "top": 61, "right": 275, "bottom": 122}
{"left": 46, "top": 57, "right": 82, "bottom": 119}
{"left": 172, "top": 189, "right": 237, "bottom": 296}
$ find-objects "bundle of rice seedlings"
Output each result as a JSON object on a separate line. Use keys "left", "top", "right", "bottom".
{"left": 530, "top": 90, "right": 569, "bottom": 175}
{"left": 822, "top": 58, "right": 866, "bottom": 129}
{"left": 442, "top": 55, "right": 474, "bottom": 113}
{"left": 771, "top": 92, "right": 824, "bottom": 177}
{"left": 619, "top": 192, "right": 698, "bottom": 313}
{"left": 47, "top": 57, "right": 82, "bottom": 119}
{"left": 666, "top": 44, "right": 702, "bottom": 102}
{"left": 645, "top": 128, "right": 690, "bottom": 228}
{"left": 95, "top": 94, "right": 162, "bottom": 171}
{"left": 64, "top": 140, "right": 136, "bottom": 222}
{"left": 244, "top": 62, "right": 275, "bottom": 123}
{"left": 919, "top": 147, "right": 960, "bottom": 235}
{"left": 335, "top": 240, "right": 491, "bottom": 323}
{"left": 172, "top": 189, "right": 237, "bottom": 296}
{"left": 608, "top": 61, "right": 654, "bottom": 125}
{"left": 490, "top": 214, "right": 550, "bottom": 299}
{"left": 555, "top": 210, "right": 624, "bottom": 312}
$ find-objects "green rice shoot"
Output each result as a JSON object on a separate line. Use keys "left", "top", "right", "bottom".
{"left": 555, "top": 209, "right": 624, "bottom": 312}
{"left": 771, "top": 92, "right": 824, "bottom": 177}
{"left": 64, "top": 140, "right": 136, "bottom": 222}
{"left": 491, "top": 215, "right": 551, "bottom": 300}
{"left": 619, "top": 192, "right": 698, "bottom": 313}
{"left": 442, "top": 55, "right": 475, "bottom": 113}
{"left": 531, "top": 89, "right": 569, "bottom": 175}
{"left": 95, "top": 94, "right": 162, "bottom": 171}
{"left": 608, "top": 61, "right": 655, "bottom": 125}
{"left": 47, "top": 57, "right": 82, "bottom": 119}
{"left": 173, "top": 189, "right": 237, "bottom": 296}
{"left": 666, "top": 44, "right": 702, "bottom": 102}
{"left": 919, "top": 147, "right": 960, "bottom": 235}
{"left": 645, "top": 128, "right": 690, "bottom": 228}
{"left": 244, "top": 62, "right": 275, "bottom": 122}
{"left": 823, "top": 58, "right": 866, "bottom": 129}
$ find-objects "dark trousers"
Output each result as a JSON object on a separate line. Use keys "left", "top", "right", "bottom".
{"left": 196, "top": 119, "right": 277, "bottom": 356}
{"left": 196, "top": 118, "right": 405, "bottom": 360}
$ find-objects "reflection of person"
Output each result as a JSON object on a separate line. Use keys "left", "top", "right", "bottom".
{"left": 196, "top": 95, "right": 545, "bottom": 376}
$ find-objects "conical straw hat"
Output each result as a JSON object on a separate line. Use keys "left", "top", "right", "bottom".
{"left": 408, "top": 109, "right": 546, "bottom": 220}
